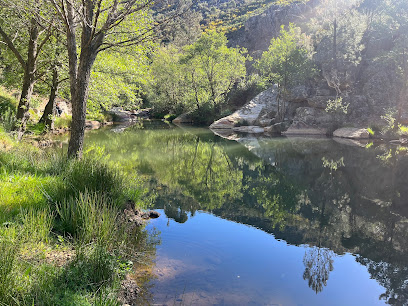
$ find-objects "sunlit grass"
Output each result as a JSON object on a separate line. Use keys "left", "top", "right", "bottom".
{"left": 0, "top": 125, "right": 153, "bottom": 305}
{"left": 54, "top": 115, "right": 72, "bottom": 129}
{"left": 0, "top": 174, "right": 58, "bottom": 222}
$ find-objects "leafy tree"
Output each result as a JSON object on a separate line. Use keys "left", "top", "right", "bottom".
{"left": 87, "top": 48, "right": 151, "bottom": 118}
{"left": 0, "top": 0, "right": 54, "bottom": 139}
{"left": 383, "top": 0, "right": 408, "bottom": 129}
{"left": 38, "top": 35, "right": 69, "bottom": 130}
{"left": 182, "top": 30, "right": 247, "bottom": 112}
{"left": 149, "top": 30, "right": 247, "bottom": 123}
{"left": 256, "top": 23, "right": 314, "bottom": 120}
{"left": 49, "top": 0, "right": 163, "bottom": 158}
{"left": 309, "top": 0, "right": 366, "bottom": 96}
{"left": 148, "top": 46, "right": 188, "bottom": 117}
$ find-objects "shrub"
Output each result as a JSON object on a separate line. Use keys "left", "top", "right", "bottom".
{"left": 1, "top": 107, "right": 17, "bottom": 132}
{"left": 189, "top": 102, "right": 216, "bottom": 125}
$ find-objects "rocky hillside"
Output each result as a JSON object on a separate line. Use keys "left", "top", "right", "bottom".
{"left": 212, "top": 0, "right": 408, "bottom": 136}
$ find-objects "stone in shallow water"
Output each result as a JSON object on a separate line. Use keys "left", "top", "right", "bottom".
{"left": 149, "top": 210, "right": 160, "bottom": 218}
{"left": 333, "top": 127, "right": 370, "bottom": 139}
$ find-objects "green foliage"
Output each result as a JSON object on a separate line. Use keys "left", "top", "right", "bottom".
{"left": 20, "top": 208, "right": 54, "bottom": 243}
{"left": 27, "top": 122, "right": 47, "bottom": 135}
{"left": 88, "top": 50, "right": 151, "bottom": 117}
{"left": 0, "top": 135, "right": 152, "bottom": 305}
{"left": 0, "top": 173, "right": 58, "bottom": 220}
{"left": 325, "top": 97, "right": 349, "bottom": 114}
{"left": 149, "top": 31, "right": 247, "bottom": 122}
{"left": 381, "top": 108, "right": 397, "bottom": 135}
{"left": 227, "top": 73, "right": 269, "bottom": 110}
{"left": 399, "top": 125, "right": 408, "bottom": 135}
{"left": 256, "top": 23, "right": 314, "bottom": 120}
{"left": 322, "top": 157, "right": 345, "bottom": 174}
{"left": 54, "top": 115, "right": 72, "bottom": 129}
{"left": 367, "top": 127, "right": 375, "bottom": 136}
{"left": 0, "top": 87, "right": 18, "bottom": 131}
{"left": 148, "top": 46, "right": 187, "bottom": 117}
{"left": 324, "top": 97, "right": 349, "bottom": 131}
{"left": 199, "top": 0, "right": 279, "bottom": 34}
{"left": 1, "top": 107, "right": 17, "bottom": 132}
{"left": 164, "top": 114, "right": 178, "bottom": 122}
{"left": 256, "top": 24, "right": 315, "bottom": 89}
{"left": 183, "top": 30, "right": 247, "bottom": 107}
{"left": 66, "top": 246, "right": 117, "bottom": 291}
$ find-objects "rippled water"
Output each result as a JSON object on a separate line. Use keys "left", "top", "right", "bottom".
{"left": 82, "top": 121, "right": 408, "bottom": 305}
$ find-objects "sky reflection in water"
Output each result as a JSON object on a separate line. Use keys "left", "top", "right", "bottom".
{"left": 147, "top": 211, "right": 384, "bottom": 306}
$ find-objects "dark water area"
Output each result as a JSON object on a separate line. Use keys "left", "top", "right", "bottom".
{"left": 82, "top": 121, "right": 408, "bottom": 305}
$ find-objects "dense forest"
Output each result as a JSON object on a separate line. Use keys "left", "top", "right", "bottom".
{"left": 0, "top": 0, "right": 407, "bottom": 304}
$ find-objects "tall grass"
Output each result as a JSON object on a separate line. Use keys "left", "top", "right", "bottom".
{"left": 57, "top": 191, "right": 118, "bottom": 245}
{"left": 0, "top": 125, "right": 153, "bottom": 305}
{"left": 21, "top": 208, "right": 54, "bottom": 243}
{"left": 0, "top": 227, "right": 18, "bottom": 304}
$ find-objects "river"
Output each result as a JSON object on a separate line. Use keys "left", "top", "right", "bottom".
{"left": 75, "top": 120, "right": 408, "bottom": 305}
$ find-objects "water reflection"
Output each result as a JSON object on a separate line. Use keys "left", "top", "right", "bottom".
{"left": 303, "top": 247, "right": 334, "bottom": 294}
{"left": 83, "top": 121, "right": 408, "bottom": 304}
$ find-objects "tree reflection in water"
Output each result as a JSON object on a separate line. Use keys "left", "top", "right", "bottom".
{"left": 82, "top": 124, "right": 408, "bottom": 303}
{"left": 303, "top": 246, "right": 334, "bottom": 293}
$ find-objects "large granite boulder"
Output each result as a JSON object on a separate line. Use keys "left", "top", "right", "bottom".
{"left": 333, "top": 128, "right": 370, "bottom": 139}
{"left": 285, "top": 85, "right": 310, "bottom": 102}
{"left": 85, "top": 120, "right": 101, "bottom": 129}
{"left": 210, "top": 86, "right": 279, "bottom": 129}
{"left": 172, "top": 112, "right": 193, "bottom": 124}
{"left": 108, "top": 107, "right": 132, "bottom": 122}
{"left": 284, "top": 107, "right": 333, "bottom": 135}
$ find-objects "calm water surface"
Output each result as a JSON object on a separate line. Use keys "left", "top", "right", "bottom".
{"left": 82, "top": 121, "right": 408, "bottom": 305}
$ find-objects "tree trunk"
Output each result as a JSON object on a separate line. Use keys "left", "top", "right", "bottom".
{"left": 394, "top": 47, "right": 407, "bottom": 130}
{"left": 67, "top": 46, "right": 97, "bottom": 159}
{"left": 39, "top": 67, "right": 59, "bottom": 130}
{"left": 333, "top": 18, "right": 338, "bottom": 70}
{"left": 16, "top": 18, "right": 38, "bottom": 140}
{"left": 66, "top": 0, "right": 106, "bottom": 159}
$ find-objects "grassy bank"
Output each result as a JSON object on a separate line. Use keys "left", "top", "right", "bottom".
{"left": 0, "top": 127, "right": 154, "bottom": 305}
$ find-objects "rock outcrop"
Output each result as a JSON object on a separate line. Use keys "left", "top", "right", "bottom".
{"left": 228, "top": 0, "right": 320, "bottom": 54}
{"left": 210, "top": 85, "right": 279, "bottom": 129}
{"left": 221, "top": 0, "right": 403, "bottom": 134}
{"left": 108, "top": 107, "right": 148, "bottom": 122}
{"left": 283, "top": 107, "right": 333, "bottom": 135}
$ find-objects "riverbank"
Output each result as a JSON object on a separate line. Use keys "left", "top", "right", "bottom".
{"left": 0, "top": 127, "right": 157, "bottom": 305}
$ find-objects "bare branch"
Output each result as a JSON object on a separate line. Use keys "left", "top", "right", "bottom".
{"left": 0, "top": 25, "right": 26, "bottom": 67}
